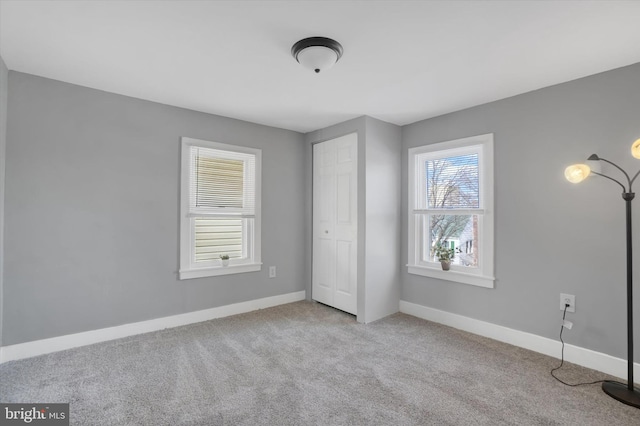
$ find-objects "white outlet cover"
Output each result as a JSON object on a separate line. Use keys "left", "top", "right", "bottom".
{"left": 560, "top": 293, "right": 575, "bottom": 313}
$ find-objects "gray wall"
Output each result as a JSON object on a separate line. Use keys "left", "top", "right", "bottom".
{"left": 0, "top": 56, "right": 8, "bottom": 346}
{"left": 363, "top": 117, "right": 401, "bottom": 323}
{"left": 305, "top": 116, "right": 401, "bottom": 323}
{"left": 3, "top": 72, "right": 306, "bottom": 346}
{"left": 4, "top": 58, "right": 640, "bottom": 361}
{"left": 401, "top": 62, "right": 640, "bottom": 360}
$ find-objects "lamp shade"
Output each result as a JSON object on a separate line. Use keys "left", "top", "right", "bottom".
{"left": 564, "top": 164, "right": 591, "bottom": 183}
{"left": 631, "top": 138, "right": 640, "bottom": 159}
{"left": 292, "top": 37, "right": 343, "bottom": 73}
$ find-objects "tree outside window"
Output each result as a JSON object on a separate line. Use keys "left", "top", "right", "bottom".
{"left": 426, "top": 154, "right": 478, "bottom": 267}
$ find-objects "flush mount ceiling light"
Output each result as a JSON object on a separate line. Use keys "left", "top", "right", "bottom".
{"left": 291, "top": 37, "right": 343, "bottom": 74}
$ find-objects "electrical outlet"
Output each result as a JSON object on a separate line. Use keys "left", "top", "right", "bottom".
{"left": 560, "top": 293, "right": 575, "bottom": 313}
{"left": 269, "top": 266, "right": 276, "bottom": 278}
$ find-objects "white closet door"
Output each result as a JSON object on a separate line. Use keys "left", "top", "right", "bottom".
{"left": 312, "top": 133, "right": 358, "bottom": 315}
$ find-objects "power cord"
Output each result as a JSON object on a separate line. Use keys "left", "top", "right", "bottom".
{"left": 550, "top": 304, "right": 605, "bottom": 387}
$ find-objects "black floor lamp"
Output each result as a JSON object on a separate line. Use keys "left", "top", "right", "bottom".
{"left": 565, "top": 139, "right": 640, "bottom": 408}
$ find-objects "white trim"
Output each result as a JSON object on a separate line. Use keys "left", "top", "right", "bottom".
{"left": 0, "top": 291, "right": 306, "bottom": 363}
{"left": 407, "top": 265, "right": 494, "bottom": 288}
{"left": 179, "top": 262, "right": 262, "bottom": 280}
{"left": 400, "top": 300, "right": 640, "bottom": 383}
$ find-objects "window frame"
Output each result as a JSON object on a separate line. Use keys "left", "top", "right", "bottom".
{"left": 407, "top": 133, "right": 494, "bottom": 288}
{"left": 179, "top": 137, "right": 262, "bottom": 279}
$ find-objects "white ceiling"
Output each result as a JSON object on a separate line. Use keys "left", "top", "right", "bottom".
{"left": 2, "top": 1, "right": 640, "bottom": 133}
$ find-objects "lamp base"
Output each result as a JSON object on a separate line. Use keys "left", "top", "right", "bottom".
{"left": 602, "top": 381, "right": 640, "bottom": 408}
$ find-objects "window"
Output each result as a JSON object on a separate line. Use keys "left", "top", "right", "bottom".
{"left": 408, "top": 133, "right": 494, "bottom": 288}
{"left": 180, "top": 137, "right": 261, "bottom": 279}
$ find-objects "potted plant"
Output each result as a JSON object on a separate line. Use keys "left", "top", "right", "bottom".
{"left": 220, "top": 254, "right": 230, "bottom": 267}
{"left": 434, "top": 243, "right": 454, "bottom": 271}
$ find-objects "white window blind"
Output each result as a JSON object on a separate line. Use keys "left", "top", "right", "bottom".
{"left": 424, "top": 153, "right": 479, "bottom": 210}
{"left": 189, "top": 146, "right": 256, "bottom": 216}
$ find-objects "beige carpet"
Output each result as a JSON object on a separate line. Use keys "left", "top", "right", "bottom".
{"left": 1, "top": 301, "right": 639, "bottom": 425}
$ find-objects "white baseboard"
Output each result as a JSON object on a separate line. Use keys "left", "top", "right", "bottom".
{"left": 0, "top": 290, "right": 306, "bottom": 363}
{"left": 400, "top": 300, "right": 640, "bottom": 383}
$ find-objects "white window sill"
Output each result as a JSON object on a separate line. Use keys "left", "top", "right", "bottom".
{"left": 407, "top": 264, "right": 494, "bottom": 288}
{"left": 179, "top": 263, "right": 262, "bottom": 280}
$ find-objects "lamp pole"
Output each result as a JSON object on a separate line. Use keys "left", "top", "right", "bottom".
{"left": 624, "top": 192, "right": 634, "bottom": 391}
{"left": 601, "top": 189, "right": 639, "bottom": 407}
{"left": 569, "top": 154, "right": 640, "bottom": 408}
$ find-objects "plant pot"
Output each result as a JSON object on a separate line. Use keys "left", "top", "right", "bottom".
{"left": 221, "top": 259, "right": 229, "bottom": 267}
{"left": 440, "top": 261, "right": 451, "bottom": 271}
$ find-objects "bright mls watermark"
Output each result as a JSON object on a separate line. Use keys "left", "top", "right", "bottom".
{"left": 0, "top": 404, "right": 68, "bottom": 425}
